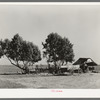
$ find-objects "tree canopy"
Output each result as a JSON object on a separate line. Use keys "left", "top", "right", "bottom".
{"left": 0, "top": 34, "right": 41, "bottom": 73}
{"left": 42, "top": 32, "right": 74, "bottom": 67}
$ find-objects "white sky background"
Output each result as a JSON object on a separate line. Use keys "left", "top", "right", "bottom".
{"left": 0, "top": 4, "right": 100, "bottom": 65}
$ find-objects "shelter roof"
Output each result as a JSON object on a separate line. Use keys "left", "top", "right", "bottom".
{"left": 73, "top": 58, "right": 97, "bottom": 66}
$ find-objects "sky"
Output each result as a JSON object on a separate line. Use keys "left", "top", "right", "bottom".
{"left": 0, "top": 3, "right": 100, "bottom": 65}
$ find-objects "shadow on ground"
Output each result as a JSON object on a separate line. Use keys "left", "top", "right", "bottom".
{"left": 0, "top": 72, "right": 81, "bottom": 78}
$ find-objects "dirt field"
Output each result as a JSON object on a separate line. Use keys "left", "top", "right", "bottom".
{"left": 0, "top": 65, "right": 100, "bottom": 88}
{"left": 0, "top": 72, "right": 100, "bottom": 88}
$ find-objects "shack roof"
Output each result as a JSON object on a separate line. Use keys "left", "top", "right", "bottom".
{"left": 73, "top": 58, "right": 97, "bottom": 66}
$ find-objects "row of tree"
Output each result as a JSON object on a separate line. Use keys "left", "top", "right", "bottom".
{"left": 0, "top": 33, "right": 74, "bottom": 73}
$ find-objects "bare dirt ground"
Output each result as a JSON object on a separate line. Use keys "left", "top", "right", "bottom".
{"left": 0, "top": 72, "right": 100, "bottom": 88}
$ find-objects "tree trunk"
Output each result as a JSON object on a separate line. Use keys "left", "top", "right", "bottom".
{"left": 15, "top": 64, "right": 29, "bottom": 74}
{"left": 7, "top": 57, "right": 30, "bottom": 74}
{"left": 54, "top": 61, "right": 57, "bottom": 69}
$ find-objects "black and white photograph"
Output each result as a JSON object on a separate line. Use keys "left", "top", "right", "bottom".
{"left": 0, "top": 2, "right": 100, "bottom": 91}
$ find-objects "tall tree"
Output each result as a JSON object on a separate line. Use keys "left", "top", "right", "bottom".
{"left": 42, "top": 32, "right": 74, "bottom": 68}
{"left": 0, "top": 34, "right": 41, "bottom": 74}
{"left": 60, "top": 37, "right": 74, "bottom": 65}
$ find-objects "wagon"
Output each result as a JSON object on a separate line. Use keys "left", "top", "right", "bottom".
{"left": 48, "top": 65, "right": 82, "bottom": 75}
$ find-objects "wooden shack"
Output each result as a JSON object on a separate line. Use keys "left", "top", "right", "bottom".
{"left": 73, "top": 58, "right": 98, "bottom": 72}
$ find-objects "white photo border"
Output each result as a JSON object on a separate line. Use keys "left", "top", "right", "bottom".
{"left": 0, "top": 2, "right": 100, "bottom": 98}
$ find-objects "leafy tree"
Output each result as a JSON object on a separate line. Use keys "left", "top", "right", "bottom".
{"left": 0, "top": 34, "right": 41, "bottom": 74}
{"left": 59, "top": 37, "right": 74, "bottom": 65}
{"left": 42, "top": 32, "right": 74, "bottom": 69}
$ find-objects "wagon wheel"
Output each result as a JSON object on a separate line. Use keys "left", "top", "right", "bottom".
{"left": 52, "top": 71, "right": 56, "bottom": 75}
{"left": 52, "top": 70, "right": 59, "bottom": 75}
{"left": 58, "top": 69, "right": 62, "bottom": 75}
{"left": 60, "top": 70, "right": 63, "bottom": 75}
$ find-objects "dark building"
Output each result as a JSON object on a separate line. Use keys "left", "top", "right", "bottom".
{"left": 73, "top": 58, "right": 98, "bottom": 72}
{"left": 73, "top": 58, "right": 97, "bottom": 66}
